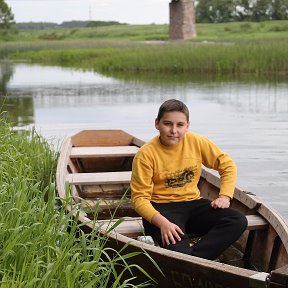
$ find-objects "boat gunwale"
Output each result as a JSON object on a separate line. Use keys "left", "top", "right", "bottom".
{"left": 201, "top": 169, "right": 288, "bottom": 252}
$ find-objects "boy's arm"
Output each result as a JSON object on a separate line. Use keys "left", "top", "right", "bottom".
{"left": 200, "top": 136, "right": 237, "bottom": 200}
{"left": 130, "top": 155, "right": 159, "bottom": 222}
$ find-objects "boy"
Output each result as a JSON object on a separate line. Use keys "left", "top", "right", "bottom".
{"left": 131, "top": 99, "right": 247, "bottom": 260}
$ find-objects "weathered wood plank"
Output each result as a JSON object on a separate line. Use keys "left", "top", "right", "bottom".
{"left": 269, "top": 265, "right": 288, "bottom": 286}
{"left": 96, "top": 214, "right": 268, "bottom": 237}
{"left": 96, "top": 218, "right": 143, "bottom": 236}
{"left": 246, "top": 214, "right": 268, "bottom": 230}
{"left": 71, "top": 130, "right": 134, "bottom": 147}
{"left": 81, "top": 184, "right": 129, "bottom": 198}
{"left": 66, "top": 171, "right": 132, "bottom": 185}
{"left": 70, "top": 146, "right": 139, "bottom": 158}
{"left": 80, "top": 198, "right": 132, "bottom": 211}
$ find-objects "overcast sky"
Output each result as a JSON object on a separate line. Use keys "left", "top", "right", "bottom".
{"left": 6, "top": 0, "right": 170, "bottom": 24}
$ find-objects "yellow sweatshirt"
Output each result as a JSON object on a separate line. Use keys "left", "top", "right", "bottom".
{"left": 131, "top": 132, "right": 237, "bottom": 223}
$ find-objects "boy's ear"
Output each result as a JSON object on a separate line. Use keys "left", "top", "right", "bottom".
{"left": 155, "top": 118, "right": 159, "bottom": 130}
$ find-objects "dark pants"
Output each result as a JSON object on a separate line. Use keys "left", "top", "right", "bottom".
{"left": 142, "top": 198, "right": 248, "bottom": 260}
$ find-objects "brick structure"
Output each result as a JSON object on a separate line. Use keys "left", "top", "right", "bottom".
{"left": 169, "top": 0, "right": 197, "bottom": 40}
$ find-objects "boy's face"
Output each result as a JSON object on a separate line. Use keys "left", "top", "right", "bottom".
{"left": 155, "top": 111, "right": 189, "bottom": 147}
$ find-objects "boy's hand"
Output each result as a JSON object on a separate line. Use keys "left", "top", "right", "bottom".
{"left": 151, "top": 213, "right": 184, "bottom": 247}
{"left": 160, "top": 221, "right": 184, "bottom": 247}
{"left": 211, "top": 195, "right": 231, "bottom": 209}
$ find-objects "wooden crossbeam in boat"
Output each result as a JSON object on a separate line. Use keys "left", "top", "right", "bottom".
{"left": 70, "top": 146, "right": 139, "bottom": 158}
{"left": 96, "top": 214, "right": 268, "bottom": 238}
{"left": 80, "top": 198, "right": 131, "bottom": 211}
{"left": 244, "top": 215, "right": 269, "bottom": 263}
{"left": 80, "top": 183, "right": 129, "bottom": 198}
{"left": 246, "top": 214, "right": 268, "bottom": 230}
{"left": 97, "top": 218, "right": 143, "bottom": 237}
{"left": 66, "top": 171, "right": 132, "bottom": 185}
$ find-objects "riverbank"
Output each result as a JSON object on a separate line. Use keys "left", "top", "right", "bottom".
{"left": 1, "top": 21, "right": 288, "bottom": 79}
{"left": 0, "top": 119, "right": 153, "bottom": 287}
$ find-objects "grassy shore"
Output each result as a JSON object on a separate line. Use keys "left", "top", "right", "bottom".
{"left": 9, "top": 40, "right": 288, "bottom": 77}
{"left": 1, "top": 21, "right": 288, "bottom": 79}
{"left": 0, "top": 117, "right": 154, "bottom": 287}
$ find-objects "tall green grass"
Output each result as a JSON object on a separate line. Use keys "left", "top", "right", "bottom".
{"left": 0, "top": 116, "right": 155, "bottom": 287}
{"left": 10, "top": 39, "right": 288, "bottom": 77}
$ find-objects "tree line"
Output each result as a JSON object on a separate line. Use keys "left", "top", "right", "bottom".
{"left": 15, "top": 21, "right": 125, "bottom": 30}
{"left": 196, "top": 0, "right": 288, "bottom": 23}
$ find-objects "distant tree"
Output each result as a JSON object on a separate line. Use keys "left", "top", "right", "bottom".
{"left": 239, "top": 0, "right": 288, "bottom": 21}
{"left": 267, "top": 0, "right": 288, "bottom": 20}
{"left": 86, "top": 21, "right": 125, "bottom": 28}
{"left": 196, "top": 0, "right": 288, "bottom": 22}
{"left": 250, "top": 0, "right": 271, "bottom": 21}
{"left": 196, "top": 0, "right": 237, "bottom": 22}
{"left": 0, "top": 0, "right": 14, "bottom": 29}
{"left": 234, "top": 0, "right": 253, "bottom": 21}
{"left": 16, "top": 22, "right": 58, "bottom": 30}
{"left": 59, "top": 21, "right": 88, "bottom": 28}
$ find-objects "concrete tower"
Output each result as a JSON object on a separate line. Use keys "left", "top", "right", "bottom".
{"left": 169, "top": 0, "right": 197, "bottom": 40}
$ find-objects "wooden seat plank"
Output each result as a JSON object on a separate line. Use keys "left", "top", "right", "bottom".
{"left": 66, "top": 171, "right": 132, "bottom": 185}
{"left": 246, "top": 214, "right": 268, "bottom": 230}
{"left": 96, "top": 215, "right": 268, "bottom": 238}
{"left": 81, "top": 184, "right": 128, "bottom": 198}
{"left": 97, "top": 218, "right": 143, "bottom": 236}
{"left": 70, "top": 146, "right": 139, "bottom": 158}
{"left": 80, "top": 198, "right": 132, "bottom": 211}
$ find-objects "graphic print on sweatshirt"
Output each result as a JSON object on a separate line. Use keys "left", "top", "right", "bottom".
{"left": 165, "top": 166, "right": 197, "bottom": 188}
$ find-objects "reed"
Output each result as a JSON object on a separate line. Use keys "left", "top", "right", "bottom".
{"left": 0, "top": 118, "right": 155, "bottom": 287}
{"left": 10, "top": 39, "right": 288, "bottom": 77}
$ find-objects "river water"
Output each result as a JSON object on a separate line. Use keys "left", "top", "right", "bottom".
{"left": 1, "top": 61, "right": 288, "bottom": 219}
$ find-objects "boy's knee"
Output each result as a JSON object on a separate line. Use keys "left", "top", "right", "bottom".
{"left": 231, "top": 211, "right": 248, "bottom": 233}
{"left": 240, "top": 213, "right": 248, "bottom": 231}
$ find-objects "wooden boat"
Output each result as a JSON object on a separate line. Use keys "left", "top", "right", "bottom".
{"left": 56, "top": 130, "right": 288, "bottom": 288}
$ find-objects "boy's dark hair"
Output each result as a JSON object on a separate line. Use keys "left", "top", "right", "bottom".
{"left": 157, "top": 99, "right": 189, "bottom": 121}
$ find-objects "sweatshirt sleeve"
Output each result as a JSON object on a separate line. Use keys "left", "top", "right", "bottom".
{"left": 130, "top": 153, "right": 159, "bottom": 223}
{"left": 199, "top": 136, "right": 237, "bottom": 199}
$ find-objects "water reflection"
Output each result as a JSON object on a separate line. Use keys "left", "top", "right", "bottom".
{"left": 0, "top": 97, "right": 34, "bottom": 126}
{"left": 0, "top": 60, "right": 14, "bottom": 95}
{"left": 203, "top": 83, "right": 288, "bottom": 113}
{"left": 0, "top": 61, "right": 34, "bottom": 125}
{"left": 1, "top": 61, "right": 288, "bottom": 218}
